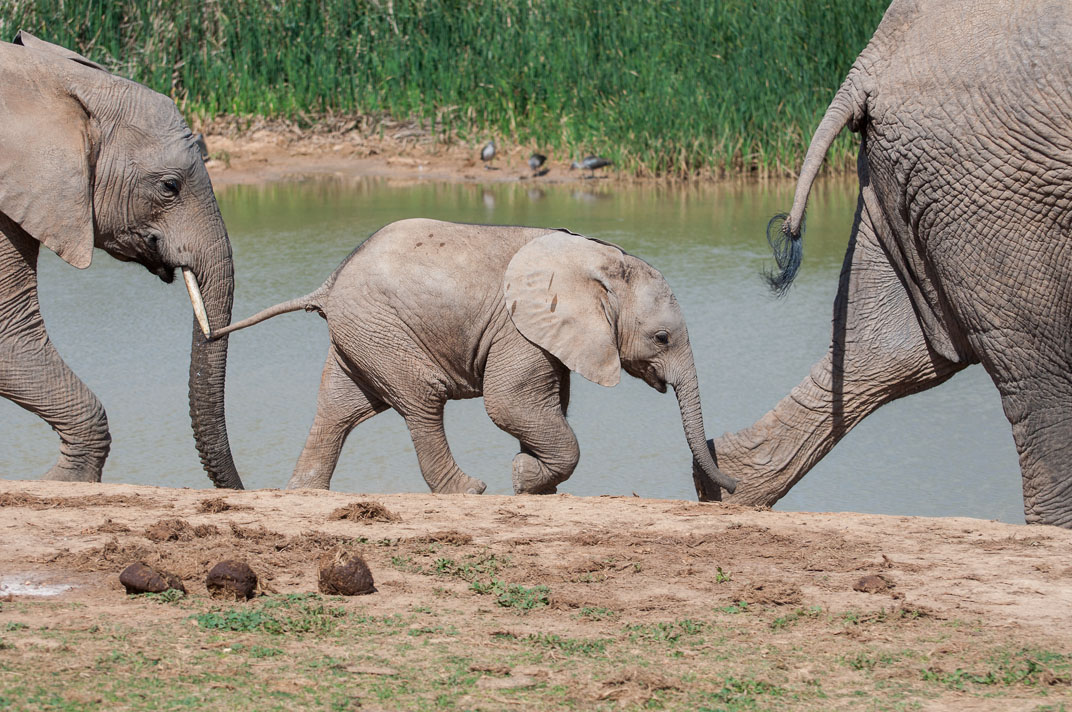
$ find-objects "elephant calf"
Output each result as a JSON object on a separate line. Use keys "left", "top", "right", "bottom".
{"left": 215, "top": 219, "right": 737, "bottom": 496}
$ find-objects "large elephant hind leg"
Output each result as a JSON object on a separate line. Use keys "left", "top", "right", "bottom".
{"left": 288, "top": 349, "right": 387, "bottom": 489}
{"left": 706, "top": 189, "right": 966, "bottom": 506}
{"left": 992, "top": 368, "right": 1072, "bottom": 527}
{"left": 484, "top": 340, "right": 578, "bottom": 494}
{"left": 0, "top": 221, "right": 110, "bottom": 481}
{"left": 972, "top": 314, "right": 1072, "bottom": 527}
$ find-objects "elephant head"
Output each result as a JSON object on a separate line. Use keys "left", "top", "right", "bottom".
{"left": 0, "top": 32, "right": 241, "bottom": 488}
{"left": 503, "top": 231, "right": 738, "bottom": 494}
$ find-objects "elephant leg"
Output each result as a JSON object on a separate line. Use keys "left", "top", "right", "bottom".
{"left": 709, "top": 188, "right": 966, "bottom": 506}
{"left": 0, "top": 222, "right": 110, "bottom": 481}
{"left": 400, "top": 397, "right": 487, "bottom": 494}
{"left": 288, "top": 350, "right": 386, "bottom": 489}
{"left": 484, "top": 340, "right": 578, "bottom": 495}
{"left": 965, "top": 300, "right": 1072, "bottom": 526}
{"left": 986, "top": 368, "right": 1072, "bottom": 527}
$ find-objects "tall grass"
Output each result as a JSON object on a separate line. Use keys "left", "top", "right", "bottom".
{"left": 3, "top": 0, "right": 888, "bottom": 177}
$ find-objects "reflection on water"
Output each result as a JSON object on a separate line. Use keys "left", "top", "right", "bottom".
{"left": 0, "top": 176, "right": 1023, "bottom": 522}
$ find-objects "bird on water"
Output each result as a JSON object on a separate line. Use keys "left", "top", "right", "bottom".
{"left": 570, "top": 155, "right": 612, "bottom": 178}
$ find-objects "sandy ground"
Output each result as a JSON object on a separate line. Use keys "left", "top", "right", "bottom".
{"left": 4, "top": 480, "right": 1071, "bottom": 632}
{"left": 1, "top": 479, "right": 1071, "bottom": 709}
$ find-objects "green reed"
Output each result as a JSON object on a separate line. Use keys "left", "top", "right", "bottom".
{"left": 3, "top": 0, "right": 887, "bottom": 177}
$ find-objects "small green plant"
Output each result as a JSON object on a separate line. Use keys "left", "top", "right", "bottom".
{"left": 578, "top": 607, "right": 618, "bottom": 621}
{"left": 716, "top": 601, "right": 749, "bottom": 615}
{"left": 921, "top": 648, "right": 1070, "bottom": 689}
{"left": 770, "top": 607, "right": 823, "bottom": 630}
{"left": 842, "top": 651, "right": 903, "bottom": 671}
{"left": 625, "top": 620, "right": 706, "bottom": 645}
{"left": 429, "top": 551, "right": 508, "bottom": 582}
{"left": 499, "top": 583, "right": 549, "bottom": 610}
{"left": 193, "top": 594, "right": 346, "bottom": 634}
{"left": 700, "top": 677, "right": 785, "bottom": 709}
{"left": 469, "top": 579, "right": 498, "bottom": 595}
{"left": 248, "top": 645, "right": 284, "bottom": 658}
{"left": 390, "top": 555, "right": 422, "bottom": 573}
{"left": 136, "top": 589, "right": 186, "bottom": 604}
{"left": 715, "top": 567, "right": 731, "bottom": 584}
{"left": 526, "top": 632, "right": 608, "bottom": 656}
{"left": 469, "top": 579, "right": 549, "bottom": 610}
{"left": 3, "top": 622, "right": 28, "bottom": 632}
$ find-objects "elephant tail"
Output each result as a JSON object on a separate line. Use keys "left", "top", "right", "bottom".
{"left": 210, "top": 284, "right": 331, "bottom": 340}
{"left": 767, "top": 76, "right": 864, "bottom": 295}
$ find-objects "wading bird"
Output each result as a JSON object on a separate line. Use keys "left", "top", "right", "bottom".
{"left": 528, "top": 153, "right": 547, "bottom": 175}
{"left": 481, "top": 141, "right": 496, "bottom": 169}
{"left": 570, "top": 155, "right": 612, "bottom": 178}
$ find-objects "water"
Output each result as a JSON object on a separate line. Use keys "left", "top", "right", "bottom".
{"left": 0, "top": 176, "right": 1024, "bottom": 523}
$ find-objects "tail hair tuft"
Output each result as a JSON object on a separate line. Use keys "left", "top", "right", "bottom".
{"left": 763, "top": 212, "right": 804, "bottom": 297}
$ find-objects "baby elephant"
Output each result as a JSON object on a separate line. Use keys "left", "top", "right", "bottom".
{"left": 215, "top": 219, "right": 737, "bottom": 497}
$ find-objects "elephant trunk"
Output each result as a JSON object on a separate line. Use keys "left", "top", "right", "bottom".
{"left": 186, "top": 216, "right": 242, "bottom": 489}
{"left": 668, "top": 352, "right": 738, "bottom": 496}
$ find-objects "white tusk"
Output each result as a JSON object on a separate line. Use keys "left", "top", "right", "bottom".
{"left": 182, "top": 268, "right": 212, "bottom": 339}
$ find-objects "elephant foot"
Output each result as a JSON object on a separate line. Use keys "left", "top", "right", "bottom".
{"left": 41, "top": 462, "right": 102, "bottom": 483}
{"left": 436, "top": 474, "right": 486, "bottom": 495}
{"left": 511, "top": 453, "right": 558, "bottom": 495}
{"left": 286, "top": 469, "right": 332, "bottom": 490}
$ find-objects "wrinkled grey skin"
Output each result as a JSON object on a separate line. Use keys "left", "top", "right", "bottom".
{"left": 0, "top": 33, "right": 240, "bottom": 488}
{"left": 215, "top": 219, "right": 736, "bottom": 496}
{"left": 695, "top": 0, "right": 1072, "bottom": 527}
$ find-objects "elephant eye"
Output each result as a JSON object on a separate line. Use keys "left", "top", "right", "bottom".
{"left": 161, "top": 178, "right": 181, "bottom": 196}
{"left": 654, "top": 331, "right": 670, "bottom": 345}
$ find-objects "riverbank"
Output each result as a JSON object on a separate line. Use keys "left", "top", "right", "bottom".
{"left": 198, "top": 118, "right": 853, "bottom": 188}
{"left": 1, "top": 479, "right": 1069, "bottom": 710}
{"left": 197, "top": 118, "right": 657, "bottom": 188}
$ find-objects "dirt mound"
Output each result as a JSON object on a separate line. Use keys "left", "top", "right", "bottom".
{"left": 144, "top": 518, "right": 220, "bottom": 542}
{"left": 414, "top": 530, "right": 473, "bottom": 545}
{"left": 197, "top": 497, "right": 251, "bottom": 513}
{"left": 327, "top": 501, "right": 400, "bottom": 523}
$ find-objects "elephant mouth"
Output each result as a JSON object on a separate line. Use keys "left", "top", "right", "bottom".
{"left": 149, "top": 263, "right": 176, "bottom": 283}
{"left": 103, "top": 234, "right": 176, "bottom": 283}
{"left": 624, "top": 361, "right": 668, "bottom": 393}
{"left": 644, "top": 366, "right": 668, "bottom": 393}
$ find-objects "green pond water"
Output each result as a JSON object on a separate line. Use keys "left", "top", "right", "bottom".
{"left": 1, "top": 176, "right": 1024, "bottom": 522}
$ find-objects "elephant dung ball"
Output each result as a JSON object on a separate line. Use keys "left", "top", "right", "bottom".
{"left": 853, "top": 574, "right": 891, "bottom": 594}
{"left": 119, "top": 562, "right": 186, "bottom": 596}
{"left": 206, "top": 560, "right": 258, "bottom": 600}
{"left": 318, "top": 550, "right": 375, "bottom": 596}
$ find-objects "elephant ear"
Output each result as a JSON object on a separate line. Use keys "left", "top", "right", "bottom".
{"left": 0, "top": 31, "right": 100, "bottom": 268}
{"left": 504, "top": 231, "right": 625, "bottom": 387}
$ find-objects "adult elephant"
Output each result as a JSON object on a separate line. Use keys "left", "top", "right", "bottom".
{"left": 0, "top": 32, "right": 241, "bottom": 488}
{"left": 694, "top": 0, "right": 1072, "bottom": 526}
